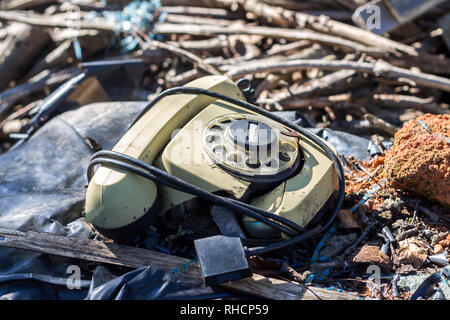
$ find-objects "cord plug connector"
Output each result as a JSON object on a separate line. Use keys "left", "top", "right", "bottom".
{"left": 194, "top": 235, "right": 252, "bottom": 286}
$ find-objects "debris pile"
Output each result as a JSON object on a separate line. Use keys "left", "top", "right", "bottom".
{"left": 326, "top": 151, "right": 450, "bottom": 299}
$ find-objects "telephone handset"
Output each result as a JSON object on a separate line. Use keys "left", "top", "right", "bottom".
{"left": 86, "top": 76, "right": 246, "bottom": 239}
{"left": 85, "top": 75, "right": 344, "bottom": 257}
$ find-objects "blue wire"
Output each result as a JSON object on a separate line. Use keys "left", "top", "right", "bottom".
{"left": 308, "top": 180, "right": 385, "bottom": 284}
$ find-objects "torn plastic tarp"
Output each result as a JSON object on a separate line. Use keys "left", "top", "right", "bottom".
{"left": 0, "top": 101, "right": 148, "bottom": 299}
{"left": 0, "top": 102, "right": 383, "bottom": 300}
{"left": 85, "top": 266, "right": 231, "bottom": 300}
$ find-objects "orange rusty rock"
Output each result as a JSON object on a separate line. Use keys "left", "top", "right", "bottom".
{"left": 369, "top": 155, "right": 385, "bottom": 170}
{"left": 344, "top": 155, "right": 386, "bottom": 194}
{"left": 384, "top": 114, "right": 450, "bottom": 207}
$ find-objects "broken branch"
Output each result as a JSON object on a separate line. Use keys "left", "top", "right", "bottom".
{"left": 225, "top": 59, "right": 450, "bottom": 92}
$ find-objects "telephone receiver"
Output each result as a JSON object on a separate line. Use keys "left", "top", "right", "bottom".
{"left": 85, "top": 75, "right": 341, "bottom": 244}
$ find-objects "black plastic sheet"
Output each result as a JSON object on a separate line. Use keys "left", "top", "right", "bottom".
{"left": 85, "top": 266, "right": 231, "bottom": 300}
{"left": 0, "top": 101, "right": 149, "bottom": 299}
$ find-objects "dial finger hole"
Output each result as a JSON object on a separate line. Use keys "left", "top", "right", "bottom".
{"left": 246, "top": 158, "right": 261, "bottom": 169}
{"left": 213, "top": 145, "right": 226, "bottom": 159}
{"left": 206, "top": 135, "right": 220, "bottom": 144}
{"left": 226, "top": 153, "right": 243, "bottom": 164}
{"left": 280, "top": 142, "right": 296, "bottom": 153}
{"left": 279, "top": 151, "right": 291, "bottom": 162}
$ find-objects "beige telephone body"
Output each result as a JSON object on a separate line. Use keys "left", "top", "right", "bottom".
{"left": 85, "top": 75, "right": 338, "bottom": 240}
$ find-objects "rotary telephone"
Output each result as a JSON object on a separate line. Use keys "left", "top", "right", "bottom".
{"left": 84, "top": 75, "right": 344, "bottom": 284}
